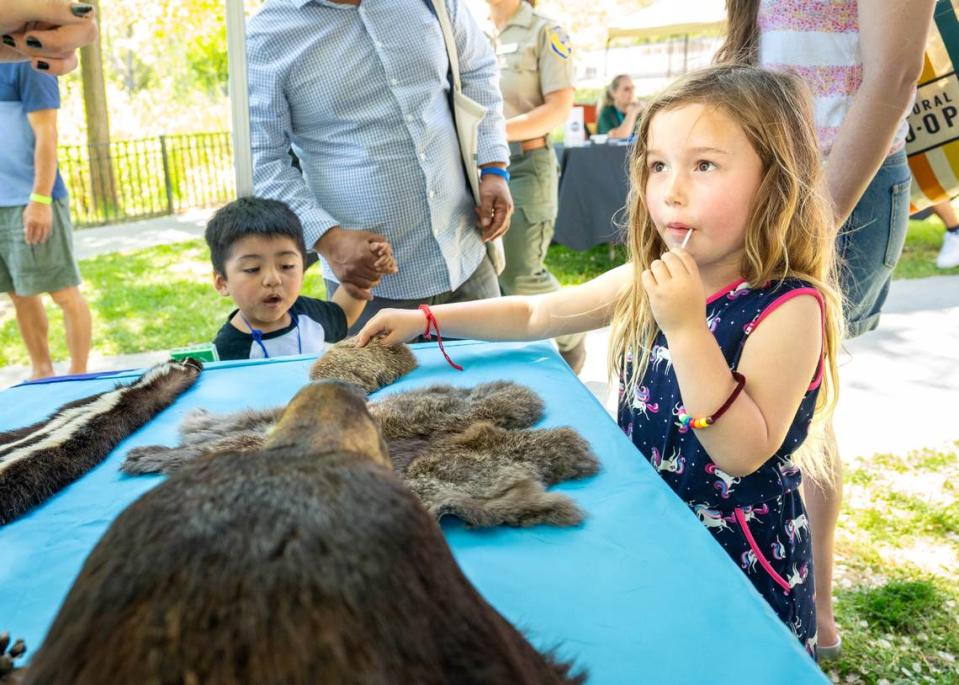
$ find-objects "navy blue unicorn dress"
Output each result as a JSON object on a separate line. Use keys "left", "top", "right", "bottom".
{"left": 618, "top": 278, "right": 823, "bottom": 656}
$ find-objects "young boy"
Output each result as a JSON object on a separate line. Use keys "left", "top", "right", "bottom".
{"left": 206, "top": 197, "right": 396, "bottom": 360}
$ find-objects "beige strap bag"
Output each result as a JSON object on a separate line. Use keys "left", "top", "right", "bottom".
{"left": 430, "top": 0, "right": 507, "bottom": 274}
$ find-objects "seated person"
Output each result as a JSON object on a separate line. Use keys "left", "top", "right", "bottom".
{"left": 205, "top": 197, "right": 395, "bottom": 360}
{"left": 597, "top": 74, "right": 642, "bottom": 139}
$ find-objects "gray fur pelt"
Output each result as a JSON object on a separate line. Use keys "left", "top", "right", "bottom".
{"left": 0, "top": 358, "right": 202, "bottom": 526}
{"left": 125, "top": 373, "right": 600, "bottom": 528}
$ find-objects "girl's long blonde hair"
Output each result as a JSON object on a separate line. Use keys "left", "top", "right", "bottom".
{"left": 607, "top": 64, "right": 845, "bottom": 483}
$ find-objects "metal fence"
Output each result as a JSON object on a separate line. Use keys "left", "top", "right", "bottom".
{"left": 58, "top": 132, "right": 235, "bottom": 228}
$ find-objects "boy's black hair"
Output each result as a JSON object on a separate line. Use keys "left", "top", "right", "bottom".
{"left": 205, "top": 197, "right": 308, "bottom": 276}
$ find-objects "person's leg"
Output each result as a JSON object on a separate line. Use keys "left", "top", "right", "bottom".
{"left": 802, "top": 420, "right": 842, "bottom": 652}
{"left": 931, "top": 200, "right": 959, "bottom": 269}
{"left": 500, "top": 147, "right": 586, "bottom": 371}
{"left": 8, "top": 291, "right": 54, "bottom": 378}
{"left": 811, "top": 150, "right": 911, "bottom": 648}
{"left": 49, "top": 285, "right": 91, "bottom": 374}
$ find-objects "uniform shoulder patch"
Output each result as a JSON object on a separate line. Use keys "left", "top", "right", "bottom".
{"left": 547, "top": 25, "right": 572, "bottom": 60}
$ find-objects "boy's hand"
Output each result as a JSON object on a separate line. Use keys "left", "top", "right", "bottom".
{"left": 369, "top": 240, "right": 398, "bottom": 274}
{"left": 640, "top": 248, "right": 707, "bottom": 339}
{"left": 356, "top": 308, "right": 425, "bottom": 348}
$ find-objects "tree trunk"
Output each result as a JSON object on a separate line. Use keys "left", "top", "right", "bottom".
{"left": 79, "top": 0, "right": 117, "bottom": 222}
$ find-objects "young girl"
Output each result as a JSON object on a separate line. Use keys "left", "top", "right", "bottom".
{"left": 356, "top": 64, "right": 844, "bottom": 656}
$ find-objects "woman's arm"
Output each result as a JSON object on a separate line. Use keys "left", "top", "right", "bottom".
{"left": 357, "top": 263, "right": 632, "bottom": 347}
{"left": 607, "top": 103, "right": 641, "bottom": 139}
{"left": 825, "top": 0, "right": 935, "bottom": 224}
{"left": 505, "top": 88, "right": 574, "bottom": 141}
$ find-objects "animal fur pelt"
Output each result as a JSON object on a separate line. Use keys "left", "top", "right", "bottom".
{"left": 0, "top": 359, "right": 202, "bottom": 526}
{"left": 123, "top": 381, "right": 600, "bottom": 528}
{"left": 23, "top": 382, "right": 586, "bottom": 685}
{"left": 309, "top": 336, "right": 418, "bottom": 392}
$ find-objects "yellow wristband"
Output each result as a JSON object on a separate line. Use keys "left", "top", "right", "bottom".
{"left": 29, "top": 193, "right": 52, "bottom": 206}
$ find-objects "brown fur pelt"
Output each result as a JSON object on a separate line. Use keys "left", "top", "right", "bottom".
{"left": 308, "top": 336, "right": 418, "bottom": 392}
{"left": 22, "top": 381, "right": 585, "bottom": 685}
{"left": 0, "top": 358, "right": 202, "bottom": 526}
{"left": 124, "top": 381, "right": 600, "bottom": 528}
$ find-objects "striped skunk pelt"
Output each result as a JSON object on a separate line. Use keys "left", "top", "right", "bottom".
{"left": 0, "top": 358, "right": 201, "bottom": 526}
{"left": 22, "top": 381, "right": 586, "bottom": 685}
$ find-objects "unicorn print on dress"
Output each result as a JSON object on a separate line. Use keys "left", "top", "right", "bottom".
{"left": 771, "top": 536, "right": 787, "bottom": 561}
{"left": 726, "top": 282, "right": 751, "bottom": 300}
{"left": 705, "top": 462, "right": 741, "bottom": 498}
{"left": 778, "top": 454, "right": 800, "bottom": 478}
{"left": 785, "top": 513, "right": 809, "bottom": 545}
{"left": 649, "top": 344, "right": 672, "bottom": 373}
{"left": 706, "top": 312, "right": 721, "bottom": 333}
{"left": 740, "top": 549, "right": 758, "bottom": 572}
{"left": 631, "top": 385, "right": 660, "bottom": 418}
{"left": 691, "top": 503, "right": 731, "bottom": 532}
{"left": 786, "top": 562, "right": 809, "bottom": 589}
{"left": 736, "top": 502, "right": 769, "bottom": 524}
{"left": 651, "top": 446, "right": 685, "bottom": 474}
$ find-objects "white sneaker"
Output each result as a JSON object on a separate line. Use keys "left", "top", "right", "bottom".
{"left": 937, "top": 230, "right": 959, "bottom": 269}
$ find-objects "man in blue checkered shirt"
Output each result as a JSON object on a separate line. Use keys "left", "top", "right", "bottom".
{"left": 248, "top": 0, "right": 513, "bottom": 332}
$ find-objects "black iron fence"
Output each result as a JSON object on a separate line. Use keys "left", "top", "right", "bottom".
{"left": 58, "top": 132, "right": 235, "bottom": 228}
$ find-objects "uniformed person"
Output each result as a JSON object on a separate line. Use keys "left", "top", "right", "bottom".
{"left": 487, "top": 0, "right": 586, "bottom": 373}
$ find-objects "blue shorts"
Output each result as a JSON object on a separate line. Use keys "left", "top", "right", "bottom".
{"left": 837, "top": 149, "right": 911, "bottom": 338}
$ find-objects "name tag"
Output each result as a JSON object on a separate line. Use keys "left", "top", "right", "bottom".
{"left": 496, "top": 42, "right": 519, "bottom": 55}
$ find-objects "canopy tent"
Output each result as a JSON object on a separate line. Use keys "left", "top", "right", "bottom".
{"left": 607, "top": 0, "right": 727, "bottom": 41}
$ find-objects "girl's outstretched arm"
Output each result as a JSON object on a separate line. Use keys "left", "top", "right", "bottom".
{"left": 356, "top": 263, "right": 632, "bottom": 347}
{"left": 645, "top": 251, "right": 822, "bottom": 477}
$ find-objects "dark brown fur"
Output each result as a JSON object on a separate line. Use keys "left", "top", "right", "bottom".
{"left": 24, "top": 382, "right": 585, "bottom": 685}
{"left": 0, "top": 359, "right": 201, "bottom": 525}
{"left": 124, "top": 381, "right": 599, "bottom": 528}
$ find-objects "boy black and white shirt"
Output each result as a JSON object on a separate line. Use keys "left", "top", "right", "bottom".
{"left": 213, "top": 296, "right": 347, "bottom": 361}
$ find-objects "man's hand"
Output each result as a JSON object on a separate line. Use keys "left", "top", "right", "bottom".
{"left": 316, "top": 226, "right": 391, "bottom": 301}
{"left": 1, "top": 1, "right": 97, "bottom": 76}
{"left": 475, "top": 173, "right": 513, "bottom": 242}
{"left": 23, "top": 201, "right": 52, "bottom": 245}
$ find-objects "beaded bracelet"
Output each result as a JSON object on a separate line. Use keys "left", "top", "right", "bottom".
{"left": 677, "top": 371, "right": 746, "bottom": 430}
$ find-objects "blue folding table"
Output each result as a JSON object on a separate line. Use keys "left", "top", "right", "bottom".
{"left": 0, "top": 340, "right": 826, "bottom": 684}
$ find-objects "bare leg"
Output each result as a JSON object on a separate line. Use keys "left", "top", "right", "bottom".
{"left": 802, "top": 418, "right": 842, "bottom": 648}
{"left": 931, "top": 199, "right": 959, "bottom": 228}
{"left": 49, "top": 286, "right": 91, "bottom": 375}
{"left": 8, "top": 292, "right": 54, "bottom": 378}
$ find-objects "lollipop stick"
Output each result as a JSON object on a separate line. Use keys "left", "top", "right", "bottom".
{"left": 681, "top": 229, "right": 692, "bottom": 249}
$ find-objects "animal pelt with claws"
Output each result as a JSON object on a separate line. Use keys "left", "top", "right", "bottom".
{"left": 124, "top": 380, "right": 600, "bottom": 528}
{"left": 21, "top": 382, "right": 585, "bottom": 685}
{"left": 0, "top": 358, "right": 202, "bottom": 526}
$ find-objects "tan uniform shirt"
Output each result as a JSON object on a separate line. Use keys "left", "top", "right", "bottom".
{"left": 493, "top": 2, "right": 574, "bottom": 120}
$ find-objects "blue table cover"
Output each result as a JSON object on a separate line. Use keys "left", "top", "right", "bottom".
{"left": 0, "top": 340, "right": 826, "bottom": 684}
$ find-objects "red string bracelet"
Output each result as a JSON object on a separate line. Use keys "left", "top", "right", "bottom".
{"left": 418, "top": 304, "right": 463, "bottom": 371}
{"left": 677, "top": 370, "right": 746, "bottom": 430}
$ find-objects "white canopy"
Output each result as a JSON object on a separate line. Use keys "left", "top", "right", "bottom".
{"left": 607, "top": 0, "right": 727, "bottom": 41}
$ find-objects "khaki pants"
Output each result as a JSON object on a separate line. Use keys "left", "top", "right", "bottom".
{"left": 501, "top": 146, "right": 584, "bottom": 353}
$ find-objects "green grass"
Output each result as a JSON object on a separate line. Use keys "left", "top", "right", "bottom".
{"left": 0, "top": 217, "right": 953, "bottom": 367}
{"left": 0, "top": 241, "right": 327, "bottom": 367}
{"left": 827, "top": 442, "right": 959, "bottom": 684}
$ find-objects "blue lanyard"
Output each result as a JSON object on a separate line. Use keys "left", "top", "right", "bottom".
{"left": 240, "top": 311, "right": 302, "bottom": 359}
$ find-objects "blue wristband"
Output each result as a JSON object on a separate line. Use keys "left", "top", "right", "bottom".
{"left": 480, "top": 166, "right": 510, "bottom": 182}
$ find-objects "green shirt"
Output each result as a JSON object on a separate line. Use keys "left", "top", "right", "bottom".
{"left": 597, "top": 105, "right": 626, "bottom": 135}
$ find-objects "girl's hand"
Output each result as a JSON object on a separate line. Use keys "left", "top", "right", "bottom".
{"left": 356, "top": 308, "right": 424, "bottom": 347}
{"left": 640, "top": 248, "right": 707, "bottom": 338}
